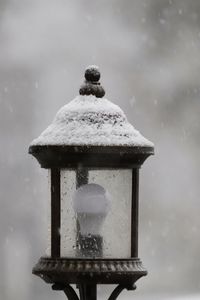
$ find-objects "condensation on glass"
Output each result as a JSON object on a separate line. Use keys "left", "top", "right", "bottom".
{"left": 47, "top": 169, "right": 132, "bottom": 258}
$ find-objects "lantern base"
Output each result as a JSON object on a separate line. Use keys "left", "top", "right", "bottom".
{"left": 32, "top": 256, "right": 147, "bottom": 286}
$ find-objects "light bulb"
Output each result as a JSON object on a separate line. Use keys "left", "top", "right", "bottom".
{"left": 73, "top": 183, "right": 110, "bottom": 257}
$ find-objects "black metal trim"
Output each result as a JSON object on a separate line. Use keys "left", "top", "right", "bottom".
{"left": 32, "top": 257, "right": 147, "bottom": 285}
{"left": 29, "top": 145, "right": 154, "bottom": 155}
{"left": 51, "top": 168, "right": 61, "bottom": 258}
{"left": 29, "top": 145, "right": 154, "bottom": 169}
{"left": 131, "top": 168, "right": 139, "bottom": 257}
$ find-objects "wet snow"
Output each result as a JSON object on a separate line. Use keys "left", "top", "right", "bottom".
{"left": 31, "top": 95, "right": 154, "bottom": 147}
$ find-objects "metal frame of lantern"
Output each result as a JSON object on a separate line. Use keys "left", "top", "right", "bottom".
{"left": 29, "top": 66, "right": 154, "bottom": 300}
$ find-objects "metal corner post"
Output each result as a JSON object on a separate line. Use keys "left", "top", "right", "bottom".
{"left": 131, "top": 168, "right": 139, "bottom": 257}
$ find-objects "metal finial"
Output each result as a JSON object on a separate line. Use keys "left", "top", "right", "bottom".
{"left": 79, "top": 65, "right": 105, "bottom": 98}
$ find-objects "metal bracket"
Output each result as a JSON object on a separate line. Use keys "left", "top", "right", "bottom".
{"left": 52, "top": 284, "right": 79, "bottom": 300}
{"left": 52, "top": 283, "right": 136, "bottom": 300}
{"left": 108, "top": 284, "right": 136, "bottom": 300}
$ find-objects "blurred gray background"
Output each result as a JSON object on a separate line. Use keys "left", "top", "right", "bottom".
{"left": 0, "top": 0, "right": 200, "bottom": 299}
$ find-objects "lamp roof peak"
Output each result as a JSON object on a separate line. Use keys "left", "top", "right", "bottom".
{"left": 79, "top": 65, "right": 105, "bottom": 98}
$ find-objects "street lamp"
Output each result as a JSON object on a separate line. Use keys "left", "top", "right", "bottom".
{"left": 29, "top": 65, "right": 154, "bottom": 300}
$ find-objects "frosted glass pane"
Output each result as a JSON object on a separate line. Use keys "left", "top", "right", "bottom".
{"left": 88, "top": 170, "right": 132, "bottom": 258}
{"left": 60, "top": 170, "right": 76, "bottom": 256}
{"left": 59, "top": 169, "right": 132, "bottom": 258}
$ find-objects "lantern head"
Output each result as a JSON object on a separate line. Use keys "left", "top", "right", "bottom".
{"left": 29, "top": 65, "right": 154, "bottom": 289}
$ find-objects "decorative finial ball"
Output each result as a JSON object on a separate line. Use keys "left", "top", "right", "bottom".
{"left": 85, "top": 65, "right": 100, "bottom": 82}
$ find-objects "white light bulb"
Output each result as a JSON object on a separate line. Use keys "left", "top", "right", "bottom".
{"left": 73, "top": 183, "right": 110, "bottom": 236}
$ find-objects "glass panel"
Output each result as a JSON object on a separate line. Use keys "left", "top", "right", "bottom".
{"left": 88, "top": 170, "right": 132, "bottom": 258}
{"left": 60, "top": 169, "right": 132, "bottom": 258}
{"left": 60, "top": 170, "right": 76, "bottom": 257}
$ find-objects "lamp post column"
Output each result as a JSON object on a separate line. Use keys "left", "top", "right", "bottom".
{"left": 78, "top": 284, "right": 97, "bottom": 300}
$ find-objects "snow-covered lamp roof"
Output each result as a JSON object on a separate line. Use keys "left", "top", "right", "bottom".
{"left": 30, "top": 66, "right": 154, "bottom": 148}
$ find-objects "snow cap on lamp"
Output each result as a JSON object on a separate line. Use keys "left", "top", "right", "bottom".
{"left": 30, "top": 65, "right": 154, "bottom": 148}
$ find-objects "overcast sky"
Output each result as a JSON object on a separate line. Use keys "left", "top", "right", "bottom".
{"left": 0, "top": 1, "right": 200, "bottom": 299}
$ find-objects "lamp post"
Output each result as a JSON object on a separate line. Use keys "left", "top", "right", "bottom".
{"left": 29, "top": 66, "right": 154, "bottom": 300}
